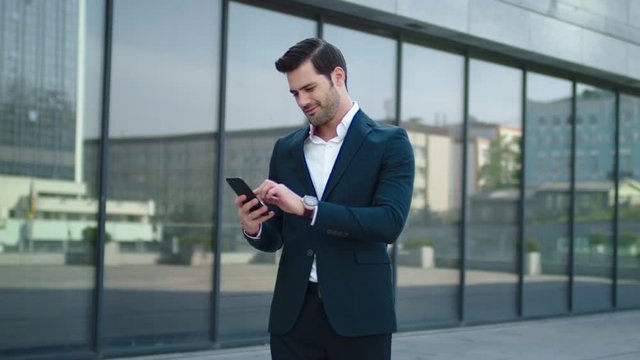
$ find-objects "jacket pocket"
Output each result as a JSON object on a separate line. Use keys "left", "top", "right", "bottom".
{"left": 354, "top": 249, "right": 390, "bottom": 264}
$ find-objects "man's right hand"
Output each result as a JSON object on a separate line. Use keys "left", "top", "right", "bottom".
{"left": 235, "top": 195, "right": 274, "bottom": 237}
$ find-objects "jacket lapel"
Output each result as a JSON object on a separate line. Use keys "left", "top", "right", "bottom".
{"left": 290, "top": 126, "right": 317, "bottom": 197}
{"left": 321, "top": 111, "right": 372, "bottom": 201}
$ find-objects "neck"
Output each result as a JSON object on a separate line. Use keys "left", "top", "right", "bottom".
{"left": 314, "top": 96, "right": 353, "bottom": 141}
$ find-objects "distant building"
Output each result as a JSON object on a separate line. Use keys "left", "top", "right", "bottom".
{"left": 403, "top": 121, "right": 454, "bottom": 220}
{"left": 0, "top": 175, "right": 157, "bottom": 253}
{"left": 87, "top": 123, "right": 459, "bottom": 231}
{"left": 0, "top": 0, "right": 82, "bottom": 181}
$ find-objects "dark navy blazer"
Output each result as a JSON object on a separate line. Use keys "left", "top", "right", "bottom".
{"left": 245, "top": 110, "right": 415, "bottom": 337}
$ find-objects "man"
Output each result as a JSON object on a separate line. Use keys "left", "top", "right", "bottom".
{"left": 234, "top": 38, "right": 414, "bottom": 360}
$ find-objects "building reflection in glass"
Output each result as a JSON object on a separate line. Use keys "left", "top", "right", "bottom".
{"left": 573, "top": 84, "right": 616, "bottom": 313}
{"left": 1, "top": 1, "right": 638, "bottom": 357}
{"left": 0, "top": 0, "right": 102, "bottom": 356}
{"left": 323, "top": 24, "right": 396, "bottom": 122}
{"left": 618, "top": 94, "right": 640, "bottom": 309}
{"left": 523, "top": 72, "right": 572, "bottom": 317}
{"left": 466, "top": 59, "right": 522, "bottom": 323}
{"left": 397, "top": 43, "right": 463, "bottom": 329}
{"left": 100, "top": 0, "right": 220, "bottom": 350}
{"left": 219, "top": 2, "right": 315, "bottom": 342}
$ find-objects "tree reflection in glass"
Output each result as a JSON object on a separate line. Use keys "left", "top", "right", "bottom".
{"left": 617, "top": 94, "right": 640, "bottom": 309}
{"left": 466, "top": 59, "right": 522, "bottom": 323}
{"left": 573, "top": 84, "right": 615, "bottom": 313}
{"left": 523, "top": 72, "right": 572, "bottom": 317}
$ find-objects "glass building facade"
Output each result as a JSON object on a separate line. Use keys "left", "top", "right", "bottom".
{"left": 0, "top": 0, "right": 639, "bottom": 359}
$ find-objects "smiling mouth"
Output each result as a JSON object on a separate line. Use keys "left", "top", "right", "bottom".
{"left": 304, "top": 106, "right": 318, "bottom": 115}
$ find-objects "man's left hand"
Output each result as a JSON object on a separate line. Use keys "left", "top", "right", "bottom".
{"left": 255, "top": 179, "right": 305, "bottom": 216}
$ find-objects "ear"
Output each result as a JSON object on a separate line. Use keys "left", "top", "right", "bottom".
{"left": 331, "top": 66, "right": 346, "bottom": 87}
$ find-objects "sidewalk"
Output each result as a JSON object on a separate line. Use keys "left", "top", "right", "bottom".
{"left": 117, "top": 309, "right": 640, "bottom": 360}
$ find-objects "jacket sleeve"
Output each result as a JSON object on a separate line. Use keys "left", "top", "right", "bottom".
{"left": 243, "top": 140, "right": 284, "bottom": 253}
{"left": 313, "top": 128, "right": 415, "bottom": 244}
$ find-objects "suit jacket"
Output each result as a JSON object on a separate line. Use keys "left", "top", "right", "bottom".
{"left": 245, "top": 110, "right": 415, "bottom": 337}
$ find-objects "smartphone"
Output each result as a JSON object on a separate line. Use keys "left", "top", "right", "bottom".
{"left": 225, "top": 177, "right": 266, "bottom": 213}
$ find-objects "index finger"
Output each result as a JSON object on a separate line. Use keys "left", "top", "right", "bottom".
{"left": 255, "top": 179, "right": 274, "bottom": 196}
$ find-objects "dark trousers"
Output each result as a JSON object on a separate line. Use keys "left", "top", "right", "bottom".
{"left": 270, "top": 282, "right": 391, "bottom": 360}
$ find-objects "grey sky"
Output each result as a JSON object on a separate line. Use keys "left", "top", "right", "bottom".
{"left": 527, "top": 71, "right": 572, "bottom": 102}
{"left": 108, "top": 0, "right": 220, "bottom": 137}
{"left": 81, "top": 0, "right": 577, "bottom": 140}
{"left": 469, "top": 58, "right": 522, "bottom": 126}
{"left": 401, "top": 43, "right": 464, "bottom": 125}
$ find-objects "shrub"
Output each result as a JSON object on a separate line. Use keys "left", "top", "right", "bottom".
{"left": 588, "top": 232, "right": 607, "bottom": 247}
{"left": 403, "top": 237, "right": 434, "bottom": 249}
{"left": 525, "top": 238, "right": 540, "bottom": 253}
{"left": 82, "top": 226, "right": 112, "bottom": 244}
{"left": 619, "top": 232, "right": 639, "bottom": 248}
{"left": 180, "top": 234, "right": 212, "bottom": 248}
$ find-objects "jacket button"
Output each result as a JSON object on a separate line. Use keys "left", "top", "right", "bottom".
{"left": 306, "top": 249, "right": 314, "bottom": 257}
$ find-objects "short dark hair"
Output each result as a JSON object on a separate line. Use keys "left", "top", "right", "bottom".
{"left": 275, "top": 38, "right": 347, "bottom": 86}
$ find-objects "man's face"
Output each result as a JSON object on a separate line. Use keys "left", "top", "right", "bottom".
{"left": 287, "top": 60, "right": 340, "bottom": 127}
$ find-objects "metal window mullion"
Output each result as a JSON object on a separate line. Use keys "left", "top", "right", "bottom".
{"left": 612, "top": 90, "right": 620, "bottom": 308}
{"left": 391, "top": 35, "right": 402, "bottom": 299}
{"left": 518, "top": 69, "right": 527, "bottom": 317}
{"left": 459, "top": 54, "right": 470, "bottom": 324}
{"left": 93, "top": 0, "right": 114, "bottom": 356}
{"left": 569, "top": 81, "right": 577, "bottom": 313}
{"left": 394, "top": 37, "right": 402, "bottom": 128}
{"left": 211, "top": 0, "right": 229, "bottom": 347}
{"left": 317, "top": 13, "right": 323, "bottom": 39}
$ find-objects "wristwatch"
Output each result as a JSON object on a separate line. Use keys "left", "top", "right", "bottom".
{"left": 302, "top": 195, "right": 318, "bottom": 219}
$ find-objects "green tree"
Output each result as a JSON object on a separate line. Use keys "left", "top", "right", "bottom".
{"left": 477, "top": 135, "right": 521, "bottom": 189}
{"left": 82, "top": 226, "right": 112, "bottom": 245}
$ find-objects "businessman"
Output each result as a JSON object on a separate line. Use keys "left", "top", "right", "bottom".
{"left": 235, "top": 38, "right": 414, "bottom": 360}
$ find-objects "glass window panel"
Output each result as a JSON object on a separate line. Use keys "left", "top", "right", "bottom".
{"left": 523, "top": 72, "right": 572, "bottom": 317}
{"left": 617, "top": 94, "right": 640, "bottom": 309}
{"left": 397, "top": 43, "right": 463, "bottom": 329}
{"left": 0, "top": 0, "right": 103, "bottom": 357}
{"left": 467, "top": 59, "right": 522, "bottom": 323}
{"left": 323, "top": 25, "right": 396, "bottom": 122}
{"left": 573, "top": 84, "right": 615, "bottom": 313}
{"left": 220, "top": 2, "right": 315, "bottom": 343}
{"left": 104, "top": 0, "right": 220, "bottom": 351}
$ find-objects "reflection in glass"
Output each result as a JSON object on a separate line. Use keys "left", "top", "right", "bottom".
{"left": 573, "top": 84, "right": 615, "bottom": 313}
{"left": 523, "top": 72, "right": 572, "bottom": 317}
{"left": 102, "top": 0, "right": 220, "bottom": 350}
{"left": 0, "top": 0, "right": 102, "bottom": 356}
{"left": 323, "top": 25, "right": 396, "bottom": 122}
{"left": 617, "top": 94, "right": 640, "bottom": 309}
{"left": 466, "top": 59, "right": 522, "bottom": 323}
{"left": 220, "top": 2, "right": 315, "bottom": 342}
{"left": 397, "top": 43, "right": 463, "bottom": 329}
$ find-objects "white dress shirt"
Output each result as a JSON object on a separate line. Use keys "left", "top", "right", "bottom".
{"left": 245, "top": 102, "right": 360, "bottom": 283}
{"left": 304, "top": 101, "right": 359, "bottom": 283}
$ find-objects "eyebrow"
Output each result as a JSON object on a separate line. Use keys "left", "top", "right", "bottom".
{"left": 290, "top": 82, "right": 316, "bottom": 94}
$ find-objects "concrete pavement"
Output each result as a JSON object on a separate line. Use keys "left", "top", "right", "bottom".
{"left": 115, "top": 309, "right": 640, "bottom": 360}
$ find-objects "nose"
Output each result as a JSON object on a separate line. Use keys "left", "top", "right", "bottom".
{"left": 297, "top": 92, "right": 310, "bottom": 108}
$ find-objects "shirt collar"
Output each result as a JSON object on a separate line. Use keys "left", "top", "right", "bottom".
{"left": 308, "top": 101, "right": 359, "bottom": 143}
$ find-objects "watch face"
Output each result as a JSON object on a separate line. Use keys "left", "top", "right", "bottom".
{"left": 303, "top": 195, "right": 318, "bottom": 207}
